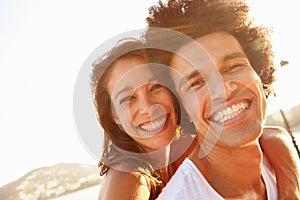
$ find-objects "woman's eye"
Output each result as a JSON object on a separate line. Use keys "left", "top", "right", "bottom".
{"left": 150, "top": 84, "right": 163, "bottom": 92}
{"left": 119, "top": 95, "right": 135, "bottom": 105}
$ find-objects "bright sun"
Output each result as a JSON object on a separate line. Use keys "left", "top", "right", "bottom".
{"left": 248, "top": 0, "right": 300, "bottom": 113}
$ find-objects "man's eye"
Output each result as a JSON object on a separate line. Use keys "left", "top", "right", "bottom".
{"left": 224, "top": 64, "right": 245, "bottom": 73}
{"left": 119, "top": 95, "right": 135, "bottom": 105}
{"left": 189, "top": 79, "right": 205, "bottom": 90}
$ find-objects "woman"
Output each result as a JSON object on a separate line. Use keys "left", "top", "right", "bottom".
{"left": 91, "top": 38, "right": 196, "bottom": 200}
{"left": 91, "top": 38, "right": 299, "bottom": 199}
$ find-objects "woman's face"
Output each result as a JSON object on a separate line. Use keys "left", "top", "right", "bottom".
{"left": 106, "top": 55, "right": 178, "bottom": 152}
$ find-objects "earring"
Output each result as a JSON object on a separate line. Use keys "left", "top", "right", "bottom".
{"left": 175, "top": 125, "right": 182, "bottom": 139}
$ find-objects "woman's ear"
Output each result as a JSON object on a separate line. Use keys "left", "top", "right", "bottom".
{"left": 111, "top": 110, "right": 121, "bottom": 125}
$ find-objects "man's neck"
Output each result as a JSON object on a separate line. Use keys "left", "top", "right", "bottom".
{"left": 190, "top": 141, "right": 267, "bottom": 199}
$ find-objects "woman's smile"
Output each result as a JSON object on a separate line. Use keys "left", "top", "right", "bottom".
{"left": 137, "top": 114, "right": 169, "bottom": 136}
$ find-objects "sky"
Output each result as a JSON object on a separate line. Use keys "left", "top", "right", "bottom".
{"left": 0, "top": 0, "right": 159, "bottom": 188}
{"left": 0, "top": 0, "right": 299, "bottom": 192}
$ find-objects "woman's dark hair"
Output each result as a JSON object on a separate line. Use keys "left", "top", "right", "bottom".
{"left": 91, "top": 38, "right": 182, "bottom": 199}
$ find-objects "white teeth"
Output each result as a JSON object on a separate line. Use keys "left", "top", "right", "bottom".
{"left": 140, "top": 116, "right": 167, "bottom": 132}
{"left": 212, "top": 102, "right": 249, "bottom": 123}
{"left": 232, "top": 105, "right": 238, "bottom": 112}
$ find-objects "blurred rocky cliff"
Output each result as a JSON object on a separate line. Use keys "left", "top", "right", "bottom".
{"left": 0, "top": 163, "right": 101, "bottom": 200}
{"left": 266, "top": 103, "right": 300, "bottom": 149}
{"left": 266, "top": 103, "right": 300, "bottom": 132}
{"left": 0, "top": 104, "right": 298, "bottom": 200}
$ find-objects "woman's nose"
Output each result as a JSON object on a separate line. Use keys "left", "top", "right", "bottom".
{"left": 138, "top": 96, "right": 153, "bottom": 115}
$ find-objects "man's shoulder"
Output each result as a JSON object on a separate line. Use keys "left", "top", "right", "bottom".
{"left": 172, "top": 158, "right": 200, "bottom": 179}
{"left": 157, "top": 159, "right": 204, "bottom": 199}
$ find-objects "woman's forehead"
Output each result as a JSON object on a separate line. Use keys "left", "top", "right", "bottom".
{"left": 111, "top": 57, "right": 153, "bottom": 80}
{"left": 107, "top": 58, "right": 155, "bottom": 96}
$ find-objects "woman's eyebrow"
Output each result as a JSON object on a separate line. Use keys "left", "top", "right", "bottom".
{"left": 114, "top": 86, "right": 132, "bottom": 100}
{"left": 114, "top": 75, "right": 157, "bottom": 100}
{"left": 148, "top": 76, "right": 157, "bottom": 82}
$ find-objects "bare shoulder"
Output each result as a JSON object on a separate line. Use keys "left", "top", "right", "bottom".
{"left": 261, "top": 125, "right": 290, "bottom": 140}
{"left": 261, "top": 126, "right": 300, "bottom": 199}
{"left": 260, "top": 125, "right": 296, "bottom": 153}
{"left": 98, "top": 168, "right": 150, "bottom": 200}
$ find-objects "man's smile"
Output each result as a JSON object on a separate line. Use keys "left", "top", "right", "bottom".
{"left": 211, "top": 100, "right": 250, "bottom": 123}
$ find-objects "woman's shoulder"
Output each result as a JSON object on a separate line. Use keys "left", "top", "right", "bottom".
{"left": 98, "top": 168, "right": 150, "bottom": 200}
{"left": 262, "top": 125, "right": 289, "bottom": 140}
{"left": 261, "top": 125, "right": 300, "bottom": 199}
{"left": 264, "top": 125, "right": 287, "bottom": 132}
{"left": 260, "top": 125, "right": 293, "bottom": 152}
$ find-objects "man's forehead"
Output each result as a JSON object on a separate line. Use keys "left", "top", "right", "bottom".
{"left": 172, "top": 41, "right": 210, "bottom": 63}
{"left": 170, "top": 53, "right": 213, "bottom": 76}
{"left": 170, "top": 32, "right": 244, "bottom": 63}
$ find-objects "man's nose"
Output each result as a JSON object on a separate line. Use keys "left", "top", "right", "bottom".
{"left": 224, "top": 79, "right": 238, "bottom": 96}
{"left": 210, "top": 77, "right": 238, "bottom": 102}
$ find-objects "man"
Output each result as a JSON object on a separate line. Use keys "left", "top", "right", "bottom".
{"left": 146, "top": 0, "right": 300, "bottom": 199}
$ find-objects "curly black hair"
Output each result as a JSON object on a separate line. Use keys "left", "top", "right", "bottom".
{"left": 146, "top": 0, "right": 275, "bottom": 96}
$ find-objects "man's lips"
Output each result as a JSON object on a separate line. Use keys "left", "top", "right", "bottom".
{"left": 211, "top": 100, "right": 250, "bottom": 123}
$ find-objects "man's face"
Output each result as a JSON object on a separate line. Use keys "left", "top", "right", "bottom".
{"left": 170, "top": 32, "right": 267, "bottom": 148}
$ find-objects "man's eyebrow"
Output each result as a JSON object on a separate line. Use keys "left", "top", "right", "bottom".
{"left": 222, "top": 52, "right": 246, "bottom": 62}
{"left": 179, "top": 70, "right": 200, "bottom": 89}
{"left": 178, "top": 53, "right": 245, "bottom": 88}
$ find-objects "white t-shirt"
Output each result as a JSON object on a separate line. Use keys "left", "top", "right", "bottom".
{"left": 157, "top": 156, "right": 277, "bottom": 200}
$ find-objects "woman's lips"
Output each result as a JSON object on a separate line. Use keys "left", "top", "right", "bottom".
{"left": 139, "top": 115, "right": 167, "bottom": 132}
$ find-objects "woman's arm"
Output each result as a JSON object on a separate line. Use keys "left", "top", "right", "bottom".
{"left": 260, "top": 126, "right": 300, "bottom": 199}
{"left": 98, "top": 169, "right": 150, "bottom": 200}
